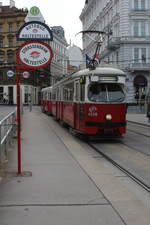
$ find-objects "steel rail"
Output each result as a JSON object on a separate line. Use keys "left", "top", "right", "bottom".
{"left": 127, "top": 120, "right": 150, "bottom": 128}
{"left": 127, "top": 121, "right": 150, "bottom": 138}
{"left": 88, "top": 143, "right": 150, "bottom": 193}
{"left": 0, "top": 110, "right": 16, "bottom": 163}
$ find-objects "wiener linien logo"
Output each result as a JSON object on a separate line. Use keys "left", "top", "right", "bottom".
{"left": 30, "top": 6, "right": 40, "bottom": 16}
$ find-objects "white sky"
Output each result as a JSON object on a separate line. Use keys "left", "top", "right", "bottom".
{"left": 1, "top": 0, "right": 85, "bottom": 48}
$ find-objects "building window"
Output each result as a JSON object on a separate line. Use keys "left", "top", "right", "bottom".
{"left": 16, "top": 22, "right": 20, "bottom": 31}
{"left": 0, "top": 55, "right": 3, "bottom": 63}
{"left": 7, "top": 54, "right": 14, "bottom": 64}
{"left": 141, "top": 48, "right": 146, "bottom": 63}
{"left": 133, "top": 21, "right": 139, "bottom": 36}
{"left": 134, "top": 48, "right": 147, "bottom": 63}
{"left": 0, "top": 39, "right": 3, "bottom": 47}
{"left": 0, "top": 52, "right": 4, "bottom": 63}
{"left": 133, "top": 0, "right": 146, "bottom": 10}
{"left": 0, "top": 24, "right": 2, "bottom": 32}
{"left": 133, "top": 21, "right": 146, "bottom": 36}
{"left": 8, "top": 23, "right": 13, "bottom": 32}
{"left": 8, "top": 38, "right": 13, "bottom": 47}
{"left": 134, "top": 0, "right": 138, "bottom": 9}
{"left": 141, "top": 0, "right": 146, "bottom": 9}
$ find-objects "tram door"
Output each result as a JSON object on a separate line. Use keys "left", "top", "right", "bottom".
{"left": 74, "top": 81, "right": 80, "bottom": 130}
{"left": 0, "top": 87, "right": 3, "bottom": 103}
{"left": 8, "top": 86, "right": 14, "bottom": 104}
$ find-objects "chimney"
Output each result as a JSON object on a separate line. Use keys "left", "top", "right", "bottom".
{"left": 10, "top": 0, "right": 15, "bottom": 8}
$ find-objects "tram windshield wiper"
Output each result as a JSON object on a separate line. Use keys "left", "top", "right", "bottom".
{"left": 110, "top": 97, "right": 125, "bottom": 102}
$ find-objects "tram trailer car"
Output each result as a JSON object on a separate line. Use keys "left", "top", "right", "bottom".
{"left": 41, "top": 87, "right": 52, "bottom": 115}
{"left": 41, "top": 67, "right": 127, "bottom": 137}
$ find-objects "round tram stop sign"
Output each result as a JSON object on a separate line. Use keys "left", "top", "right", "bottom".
{"left": 18, "top": 41, "right": 53, "bottom": 69}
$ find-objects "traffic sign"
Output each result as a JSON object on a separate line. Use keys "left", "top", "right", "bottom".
{"left": 18, "top": 41, "right": 53, "bottom": 69}
{"left": 23, "top": 71, "right": 30, "bottom": 78}
{"left": 7, "top": 70, "right": 14, "bottom": 77}
{"left": 17, "top": 21, "right": 53, "bottom": 41}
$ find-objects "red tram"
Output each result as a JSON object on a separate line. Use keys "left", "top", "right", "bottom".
{"left": 41, "top": 66, "right": 127, "bottom": 137}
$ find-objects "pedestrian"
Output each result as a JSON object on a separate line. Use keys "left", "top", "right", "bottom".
{"left": 147, "top": 103, "right": 150, "bottom": 122}
{"left": 135, "top": 92, "right": 139, "bottom": 104}
{"left": 3, "top": 93, "right": 8, "bottom": 104}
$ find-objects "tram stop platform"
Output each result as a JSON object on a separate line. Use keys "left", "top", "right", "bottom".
{"left": 0, "top": 107, "right": 150, "bottom": 225}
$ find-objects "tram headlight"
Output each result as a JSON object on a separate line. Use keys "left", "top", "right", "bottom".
{"left": 105, "top": 114, "right": 112, "bottom": 121}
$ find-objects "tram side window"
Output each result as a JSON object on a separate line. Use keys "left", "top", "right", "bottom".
{"left": 57, "top": 88, "right": 60, "bottom": 101}
{"left": 80, "top": 84, "right": 85, "bottom": 101}
{"left": 63, "top": 82, "right": 74, "bottom": 101}
{"left": 63, "top": 88, "right": 67, "bottom": 101}
{"left": 44, "top": 92, "right": 46, "bottom": 100}
{"left": 52, "top": 89, "right": 56, "bottom": 100}
{"left": 48, "top": 92, "right": 51, "bottom": 100}
{"left": 75, "top": 82, "right": 80, "bottom": 101}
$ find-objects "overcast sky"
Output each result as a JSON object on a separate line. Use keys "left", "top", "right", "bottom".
{"left": 2, "top": 0, "right": 85, "bottom": 48}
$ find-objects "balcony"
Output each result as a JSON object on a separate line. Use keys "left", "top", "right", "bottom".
{"left": 107, "top": 37, "right": 121, "bottom": 50}
{"left": 120, "top": 36, "right": 150, "bottom": 43}
{"left": 129, "top": 8, "right": 149, "bottom": 15}
{"left": 128, "top": 63, "right": 150, "bottom": 71}
{"left": 0, "top": 61, "right": 15, "bottom": 68}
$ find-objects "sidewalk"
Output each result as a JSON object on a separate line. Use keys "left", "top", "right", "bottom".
{"left": 0, "top": 108, "right": 126, "bottom": 225}
{"left": 127, "top": 113, "right": 150, "bottom": 126}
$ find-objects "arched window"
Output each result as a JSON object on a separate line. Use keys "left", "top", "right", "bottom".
{"left": 134, "top": 75, "right": 147, "bottom": 87}
{"left": 8, "top": 37, "right": 13, "bottom": 48}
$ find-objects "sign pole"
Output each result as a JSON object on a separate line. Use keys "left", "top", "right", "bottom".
{"left": 15, "top": 6, "right": 53, "bottom": 176}
{"left": 16, "top": 54, "right": 22, "bottom": 175}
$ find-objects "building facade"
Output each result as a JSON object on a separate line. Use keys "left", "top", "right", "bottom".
{"left": 50, "top": 26, "right": 68, "bottom": 84}
{"left": 0, "top": 2, "right": 69, "bottom": 104}
{"left": 67, "top": 45, "right": 83, "bottom": 73}
{"left": 0, "top": 2, "right": 30, "bottom": 104}
{"left": 80, "top": 0, "right": 150, "bottom": 102}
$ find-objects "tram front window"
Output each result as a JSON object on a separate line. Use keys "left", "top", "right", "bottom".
{"left": 88, "top": 83, "right": 125, "bottom": 102}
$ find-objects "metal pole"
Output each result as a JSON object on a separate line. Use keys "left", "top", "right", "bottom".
{"left": 0, "top": 122, "right": 1, "bottom": 162}
{"left": 16, "top": 55, "right": 22, "bottom": 175}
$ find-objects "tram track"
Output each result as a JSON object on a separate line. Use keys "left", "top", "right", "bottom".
{"left": 127, "top": 128, "right": 150, "bottom": 138}
{"left": 88, "top": 142, "right": 150, "bottom": 193}
{"left": 127, "top": 121, "right": 150, "bottom": 138}
{"left": 43, "top": 110, "right": 150, "bottom": 193}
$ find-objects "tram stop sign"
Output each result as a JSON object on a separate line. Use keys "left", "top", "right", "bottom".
{"left": 25, "top": 6, "right": 45, "bottom": 23}
{"left": 18, "top": 41, "right": 53, "bottom": 69}
{"left": 17, "top": 6, "right": 53, "bottom": 41}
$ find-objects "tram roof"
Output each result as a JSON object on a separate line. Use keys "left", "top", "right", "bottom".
{"left": 50, "top": 66, "right": 126, "bottom": 89}
{"left": 41, "top": 86, "right": 52, "bottom": 92}
{"left": 74, "top": 66, "right": 126, "bottom": 77}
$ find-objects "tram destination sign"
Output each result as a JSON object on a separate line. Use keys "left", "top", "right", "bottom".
{"left": 18, "top": 41, "right": 53, "bottom": 69}
{"left": 17, "top": 21, "right": 53, "bottom": 41}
